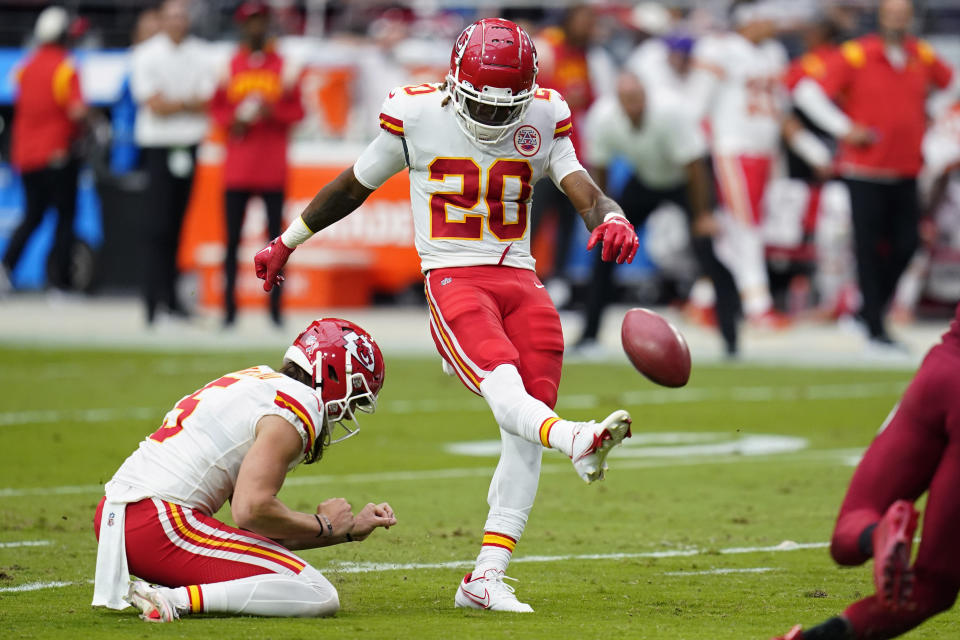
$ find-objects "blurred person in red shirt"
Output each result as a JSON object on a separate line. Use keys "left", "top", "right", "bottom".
{"left": 1, "top": 6, "right": 87, "bottom": 295}
{"left": 530, "top": 5, "right": 598, "bottom": 303}
{"left": 210, "top": 2, "right": 304, "bottom": 328}
{"left": 792, "top": 0, "right": 953, "bottom": 348}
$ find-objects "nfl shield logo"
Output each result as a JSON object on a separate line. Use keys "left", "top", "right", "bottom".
{"left": 513, "top": 125, "right": 541, "bottom": 157}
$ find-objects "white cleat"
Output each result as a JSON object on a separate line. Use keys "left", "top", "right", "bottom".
{"left": 454, "top": 569, "right": 534, "bottom": 612}
{"left": 570, "top": 409, "right": 632, "bottom": 483}
{"left": 126, "top": 580, "right": 179, "bottom": 623}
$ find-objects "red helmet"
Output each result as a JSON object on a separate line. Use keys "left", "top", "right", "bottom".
{"left": 447, "top": 18, "right": 538, "bottom": 144}
{"left": 283, "top": 318, "right": 385, "bottom": 444}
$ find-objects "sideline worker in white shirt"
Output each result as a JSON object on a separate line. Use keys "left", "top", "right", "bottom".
{"left": 575, "top": 72, "right": 741, "bottom": 356}
{"left": 130, "top": 0, "right": 215, "bottom": 324}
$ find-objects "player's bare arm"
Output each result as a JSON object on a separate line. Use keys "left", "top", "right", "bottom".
{"left": 561, "top": 169, "right": 638, "bottom": 264}
{"left": 232, "top": 414, "right": 396, "bottom": 550}
{"left": 254, "top": 168, "right": 374, "bottom": 291}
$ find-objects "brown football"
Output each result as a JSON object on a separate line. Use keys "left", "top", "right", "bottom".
{"left": 620, "top": 308, "right": 691, "bottom": 388}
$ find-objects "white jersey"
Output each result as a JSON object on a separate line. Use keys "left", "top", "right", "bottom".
{"left": 353, "top": 83, "right": 585, "bottom": 272}
{"left": 106, "top": 366, "right": 324, "bottom": 515}
{"left": 689, "top": 32, "right": 788, "bottom": 156}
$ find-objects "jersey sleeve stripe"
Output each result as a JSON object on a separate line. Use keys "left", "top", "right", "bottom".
{"left": 273, "top": 391, "right": 317, "bottom": 454}
{"left": 379, "top": 119, "right": 404, "bottom": 136}
{"left": 554, "top": 116, "right": 573, "bottom": 138}
{"left": 379, "top": 112, "right": 403, "bottom": 128}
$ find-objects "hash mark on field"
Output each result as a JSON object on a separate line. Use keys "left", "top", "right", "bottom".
{"left": 0, "top": 540, "right": 51, "bottom": 549}
{"left": 0, "top": 580, "right": 74, "bottom": 593}
{"left": 662, "top": 567, "right": 776, "bottom": 576}
{"left": 0, "top": 382, "right": 907, "bottom": 427}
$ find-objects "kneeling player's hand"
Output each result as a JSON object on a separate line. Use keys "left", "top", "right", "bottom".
{"left": 587, "top": 215, "right": 638, "bottom": 264}
{"left": 254, "top": 237, "right": 294, "bottom": 292}
{"left": 349, "top": 502, "right": 398, "bottom": 542}
{"left": 317, "top": 497, "right": 354, "bottom": 537}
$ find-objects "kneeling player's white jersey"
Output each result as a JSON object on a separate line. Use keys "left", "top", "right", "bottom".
{"left": 106, "top": 366, "right": 324, "bottom": 515}
{"left": 353, "top": 83, "right": 585, "bottom": 272}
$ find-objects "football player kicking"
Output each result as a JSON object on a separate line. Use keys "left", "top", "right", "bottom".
{"left": 92, "top": 318, "right": 395, "bottom": 622}
{"left": 255, "top": 18, "right": 637, "bottom": 612}
{"left": 772, "top": 302, "right": 960, "bottom": 640}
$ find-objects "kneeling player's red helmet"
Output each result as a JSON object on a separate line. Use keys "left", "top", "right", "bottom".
{"left": 284, "top": 318, "right": 385, "bottom": 444}
{"left": 447, "top": 18, "right": 538, "bottom": 144}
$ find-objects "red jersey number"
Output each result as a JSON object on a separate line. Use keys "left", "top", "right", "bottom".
{"left": 429, "top": 158, "right": 533, "bottom": 241}
{"left": 149, "top": 376, "right": 241, "bottom": 443}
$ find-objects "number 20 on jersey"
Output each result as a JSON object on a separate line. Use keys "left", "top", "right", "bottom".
{"left": 428, "top": 158, "right": 533, "bottom": 241}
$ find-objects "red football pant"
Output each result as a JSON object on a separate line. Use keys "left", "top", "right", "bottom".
{"left": 713, "top": 154, "right": 772, "bottom": 226}
{"left": 829, "top": 343, "right": 960, "bottom": 639}
{"left": 424, "top": 265, "right": 564, "bottom": 408}
{"left": 95, "top": 496, "right": 307, "bottom": 586}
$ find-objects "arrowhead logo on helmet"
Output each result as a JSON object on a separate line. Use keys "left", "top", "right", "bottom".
{"left": 283, "top": 318, "right": 385, "bottom": 445}
{"left": 447, "top": 18, "right": 539, "bottom": 145}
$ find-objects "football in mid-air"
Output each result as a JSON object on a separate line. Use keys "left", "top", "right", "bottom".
{"left": 620, "top": 308, "right": 691, "bottom": 388}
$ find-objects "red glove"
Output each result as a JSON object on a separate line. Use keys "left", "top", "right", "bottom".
{"left": 586, "top": 215, "right": 638, "bottom": 264}
{"left": 254, "top": 237, "right": 294, "bottom": 292}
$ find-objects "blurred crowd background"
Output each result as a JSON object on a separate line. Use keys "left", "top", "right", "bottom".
{"left": 0, "top": 0, "right": 959, "bottom": 355}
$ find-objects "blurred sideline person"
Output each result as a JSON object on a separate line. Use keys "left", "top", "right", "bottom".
{"left": 255, "top": 18, "right": 637, "bottom": 612}
{"left": 92, "top": 318, "right": 394, "bottom": 622}
{"left": 688, "top": 1, "right": 831, "bottom": 329}
{"left": 1, "top": 7, "right": 87, "bottom": 295}
{"left": 575, "top": 72, "right": 740, "bottom": 356}
{"left": 131, "top": 0, "right": 216, "bottom": 324}
{"left": 210, "top": 1, "right": 304, "bottom": 328}
{"left": 792, "top": 0, "right": 953, "bottom": 347}
{"left": 531, "top": 5, "right": 598, "bottom": 302}
{"left": 771, "top": 303, "right": 960, "bottom": 640}
{"left": 110, "top": 8, "right": 160, "bottom": 175}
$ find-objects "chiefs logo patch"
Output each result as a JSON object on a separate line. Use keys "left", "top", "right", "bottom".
{"left": 513, "top": 125, "right": 541, "bottom": 157}
{"left": 343, "top": 331, "right": 376, "bottom": 373}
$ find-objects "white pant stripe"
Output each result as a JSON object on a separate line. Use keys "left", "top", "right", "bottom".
{"left": 424, "top": 275, "right": 492, "bottom": 381}
{"left": 428, "top": 312, "right": 481, "bottom": 395}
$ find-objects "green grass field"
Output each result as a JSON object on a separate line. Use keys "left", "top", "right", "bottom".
{"left": 0, "top": 347, "right": 955, "bottom": 639}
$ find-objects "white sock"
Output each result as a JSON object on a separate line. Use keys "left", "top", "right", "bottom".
{"left": 183, "top": 568, "right": 339, "bottom": 617}
{"left": 474, "top": 429, "right": 541, "bottom": 575}
{"left": 480, "top": 364, "right": 576, "bottom": 451}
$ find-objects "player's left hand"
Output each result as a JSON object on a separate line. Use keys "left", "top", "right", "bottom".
{"left": 254, "top": 237, "right": 294, "bottom": 292}
{"left": 587, "top": 215, "right": 638, "bottom": 264}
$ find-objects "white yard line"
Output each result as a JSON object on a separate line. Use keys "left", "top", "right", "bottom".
{"left": 0, "top": 381, "right": 906, "bottom": 427}
{"left": 327, "top": 541, "right": 828, "bottom": 574}
{"left": 0, "top": 540, "right": 51, "bottom": 549}
{"left": 0, "top": 448, "right": 863, "bottom": 498}
{"left": 0, "top": 543, "right": 825, "bottom": 593}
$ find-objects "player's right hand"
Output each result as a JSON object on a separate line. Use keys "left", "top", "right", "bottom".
{"left": 587, "top": 215, "right": 639, "bottom": 264}
{"left": 254, "top": 237, "right": 294, "bottom": 292}
{"left": 349, "top": 502, "right": 398, "bottom": 541}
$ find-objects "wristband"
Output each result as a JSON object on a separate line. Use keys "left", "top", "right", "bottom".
{"left": 603, "top": 212, "right": 629, "bottom": 224}
{"left": 314, "top": 513, "right": 333, "bottom": 537}
{"left": 280, "top": 216, "right": 315, "bottom": 248}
